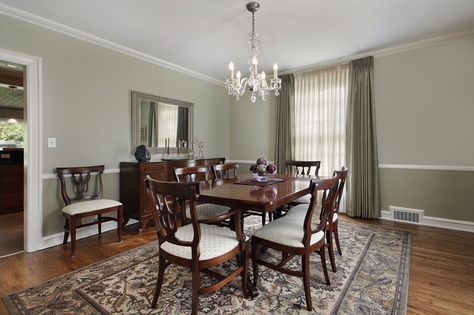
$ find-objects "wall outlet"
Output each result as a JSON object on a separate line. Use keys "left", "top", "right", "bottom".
{"left": 47, "top": 137, "right": 56, "bottom": 148}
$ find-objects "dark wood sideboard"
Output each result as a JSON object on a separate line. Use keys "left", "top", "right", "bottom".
{"left": 119, "top": 157, "right": 225, "bottom": 231}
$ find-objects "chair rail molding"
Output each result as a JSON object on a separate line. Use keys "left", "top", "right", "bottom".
{"left": 228, "top": 159, "right": 275, "bottom": 165}
{"left": 0, "top": 48, "right": 43, "bottom": 252}
{"left": 378, "top": 164, "right": 474, "bottom": 172}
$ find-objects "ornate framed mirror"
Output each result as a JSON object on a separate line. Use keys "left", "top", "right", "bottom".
{"left": 131, "top": 91, "right": 194, "bottom": 154}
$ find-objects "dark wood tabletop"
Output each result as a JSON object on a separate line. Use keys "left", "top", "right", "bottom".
{"left": 198, "top": 173, "right": 327, "bottom": 212}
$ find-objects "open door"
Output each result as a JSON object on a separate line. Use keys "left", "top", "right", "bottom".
{"left": 0, "top": 60, "right": 25, "bottom": 257}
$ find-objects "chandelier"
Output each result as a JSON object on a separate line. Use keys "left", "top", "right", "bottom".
{"left": 225, "top": 2, "right": 281, "bottom": 103}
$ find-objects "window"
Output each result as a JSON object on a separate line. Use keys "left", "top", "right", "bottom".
{"left": 0, "top": 119, "right": 25, "bottom": 147}
{"left": 293, "top": 65, "right": 349, "bottom": 176}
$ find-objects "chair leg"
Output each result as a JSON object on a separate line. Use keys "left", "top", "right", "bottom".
{"left": 334, "top": 221, "right": 342, "bottom": 255}
{"left": 251, "top": 239, "right": 259, "bottom": 287}
{"left": 242, "top": 246, "right": 249, "bottom": 299}
{"left": 69, "top": 216, "right": 77, "bottom": 257}
{"left": 261, "top": 212, "right": 266, "bottom": 226}
{"left": 319, "top": 246, "right": 331, "bottom": 286}
{"left": 117, "top": 206, "right": 123, "bottom": 242}
{"left": 62, "top": 218, "right": 69, "bottom": 245}
{"left": 98, "top": 214, "right": 102, "bottom": 235}
{"left": 151, "top": 256, "right": 167, "bottom": 308}
{"left": 191, "top": 262, "right": 200, "bottom": 315}
{"left": 302, "top": 254, "right": 312, "bottom": 311}
{"left": 327, "top": 230, "right": 337, "bottom": 273}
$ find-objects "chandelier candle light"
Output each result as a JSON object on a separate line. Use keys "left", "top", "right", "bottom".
{"left": 225, "top": 2, "right": 281, "bottom": 103}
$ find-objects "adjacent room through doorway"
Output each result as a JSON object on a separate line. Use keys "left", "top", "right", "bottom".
{"left": 0, "top": 60, "right": 25, "bottom": 257}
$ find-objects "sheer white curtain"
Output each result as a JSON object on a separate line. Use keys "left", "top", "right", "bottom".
{"left": 157, "top": 102, "right": 178, "bottom": 147}
{"left": 293, "top": 64, "right": 349, "bottom": 177}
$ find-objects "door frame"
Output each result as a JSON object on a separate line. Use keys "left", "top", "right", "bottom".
{"left": 0, "top": 48, "right": 42, "bottom": 252}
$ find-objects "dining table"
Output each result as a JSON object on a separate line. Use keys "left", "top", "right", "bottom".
{"left": 198, "top": 173, "right": 325, "bottom": 215}
{"left": 196, "top": 173, "right": 328, "bottom": 297}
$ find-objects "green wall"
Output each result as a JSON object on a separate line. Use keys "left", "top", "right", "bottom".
{"left": 375, "top": 36, "right": 474, "bottom": 221}
{"left": 379, "top": 168, "right": 474, "bottom": 221}
{"left": 0, "top": 14, "right": 230, "bottom": 236}
{"left": 229, "top": 95, "right": 276, "bottom": 162}
{"left": 374, "top": 36, "right": 474, "bottom": 166}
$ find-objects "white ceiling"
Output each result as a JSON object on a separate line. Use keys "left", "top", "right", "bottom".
{"left": 1, "top": 0, "right": 474, "bottom": 81}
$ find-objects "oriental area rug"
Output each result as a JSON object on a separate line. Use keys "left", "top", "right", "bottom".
{"left": 3, "top": 218, "right": 411, "bottom": 315}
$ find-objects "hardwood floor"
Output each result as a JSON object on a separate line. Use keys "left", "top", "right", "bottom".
{"left": 0, "top": 216, "right": 473, "bottom": 315}
{"left": 0, "top": 212, "right": 23, "bottom": 258}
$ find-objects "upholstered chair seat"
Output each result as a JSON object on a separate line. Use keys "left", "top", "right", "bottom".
{"left": 286, "top": 204, "right": 338, "bottom": 222}
{"left": 161, "top": 223, "right": 248, "bottom": 261}
{"left": 292, "top": 194, "right": 311, "bottom": 204}
{"left": 62, "top": 199, "right": 122, "bottom": 215}
{"left": 253, "top": 215, "right": 324, "bottom": 248}
{"left": 186, "top": 204, "right": 231, "bottom": 220}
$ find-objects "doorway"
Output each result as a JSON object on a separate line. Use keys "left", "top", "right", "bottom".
{"left": 0, "top": 60, "right": 25, "bottom": 257}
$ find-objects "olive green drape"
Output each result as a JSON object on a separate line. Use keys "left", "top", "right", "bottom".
{"left": 274, "top": 74, "right": 295, "bottom": 172}
{"left": 345, "top": 56, "right": 380, "bottom": 218}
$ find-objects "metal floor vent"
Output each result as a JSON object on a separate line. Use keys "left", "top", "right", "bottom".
{"left": 389, "top": 206, "right": 424, "bottom": 224}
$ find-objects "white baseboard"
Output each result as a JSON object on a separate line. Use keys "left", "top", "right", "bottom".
{"left": 38, "top": 219, "right": 138, "bottom": 251}
{"left": 380, "top": 210, "right": 474, "bottom": 233}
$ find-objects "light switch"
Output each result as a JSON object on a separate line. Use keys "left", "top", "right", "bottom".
{"left": 48, "top": 137, "right": 56, "bottom": 148}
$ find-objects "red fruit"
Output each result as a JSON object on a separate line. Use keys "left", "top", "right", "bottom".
{"left": 256, "top": 157, "right": 268, "bottom": 165}
{"left": 266, "top": 164, "right": 276, "bottom": 174}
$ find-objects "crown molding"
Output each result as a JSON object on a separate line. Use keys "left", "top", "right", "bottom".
{"left": 0, "top": 3, "right": 225, "bottom": 87}
{"left": 282, "top": 29, "right": 474, "bottom": 75}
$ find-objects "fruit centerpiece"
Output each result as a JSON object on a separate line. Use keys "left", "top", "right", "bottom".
{"left": 249, "top": 157, "right": 277, "bottom": 182}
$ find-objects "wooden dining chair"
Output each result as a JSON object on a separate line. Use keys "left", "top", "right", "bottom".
{"left": 251, "top": 176, "right": 339, "bottom": 311}
{"left": 145, "top": 177, "right": 249, "bottom": 314}
{"left": 328, "top": 167, "right": 348, "bottom": 268}
{"left": 212, "top": 162, "right": 239, "bottom": 179}
{"left": 286, "top": 160, "right": 321, "bottom": 205}
{"left": 285, "top": 167, "right": 348, "bottom": 273}
{"left": 57, "top": 165, "right": 123, "bottom": 257}
{"left": 286, "top": 160, "right": 322, "bottom": 176}
{"left": 174, "top": 166, "right": 230, "bottom": 221}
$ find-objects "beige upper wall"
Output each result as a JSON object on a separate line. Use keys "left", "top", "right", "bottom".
{"left": 374, "top": 36, "right": 474, "bottom": 166}
{"left": 229, "top": 94, "right": 276, "bottom": 162}
{"left": 0, "top": 15, "right": 230, "bottom": 173}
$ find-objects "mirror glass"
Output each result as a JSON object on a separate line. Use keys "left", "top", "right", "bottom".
{"left": 131, "top": 91, "right": 194, "bottom": 154}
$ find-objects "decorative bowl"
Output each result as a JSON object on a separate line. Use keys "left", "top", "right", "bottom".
{"left": 250, "top": 171, "right": 276, "bottom": 182}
